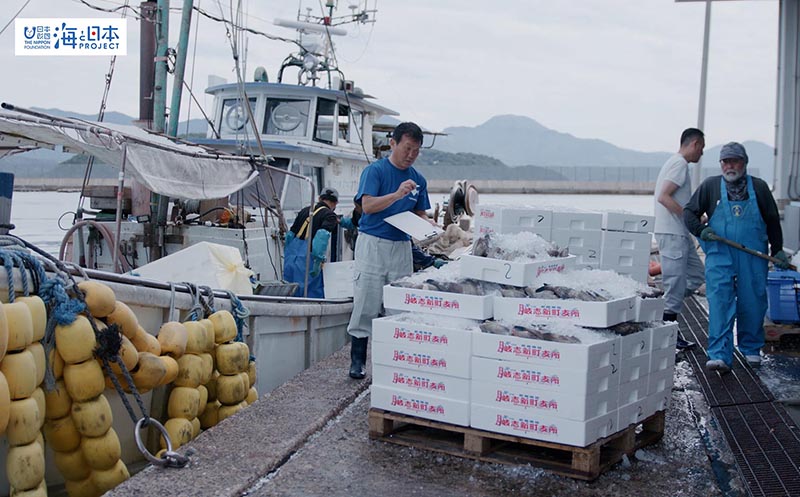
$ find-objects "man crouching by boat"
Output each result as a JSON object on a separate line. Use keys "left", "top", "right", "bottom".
{"left": 284, "top": 187, "right": 345, "bottom": 298}
{"left": 347, "top": 122, "right": 430, "bottom": 379}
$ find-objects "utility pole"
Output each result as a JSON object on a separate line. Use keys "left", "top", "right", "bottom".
{"left": 693, "top": 0, "right": 712, "bottom": 191}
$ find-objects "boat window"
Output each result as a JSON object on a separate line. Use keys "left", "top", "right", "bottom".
{"left": 350, "top": 109, "right": 363, "bottom": 145}
{"left": 229, "top": 157, "right": 289, "bottom": 209}
{"left": 338, "top": 104, "right": 350, "bottom": 142}
{"left": 314, "top": 98, "right": 336, "bottom": 144}
{"left": 283, "top": 162, "right": 322, "bottom": 211}
{"left": 219, "top": 97, "right": 257, "bottom": 136}
{"left": 263, "top": 98, "right": 310, "bottom": 137}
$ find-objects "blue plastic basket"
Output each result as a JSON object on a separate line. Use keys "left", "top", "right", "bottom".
{"left": 767, "top": 270, "right": 800, "bottom": 323}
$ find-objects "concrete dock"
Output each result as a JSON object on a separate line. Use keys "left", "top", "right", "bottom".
{"left": 107, "top": 343, "right": 743, "bottom": 497}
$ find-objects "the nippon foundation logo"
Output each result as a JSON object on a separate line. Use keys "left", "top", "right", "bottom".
{"left": 15, "top": 18, "right": 127, "bottom": 56}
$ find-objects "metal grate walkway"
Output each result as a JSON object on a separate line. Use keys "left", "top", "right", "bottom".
{"left": 680, "top": 297, "right": 800, "bottom": 497}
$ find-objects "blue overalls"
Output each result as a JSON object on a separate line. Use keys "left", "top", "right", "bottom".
{"left": 283, "top": 207, "right": 326, "bottom": 298}
{"left": 700, "top": 176, "right": 768, "bottom": 366}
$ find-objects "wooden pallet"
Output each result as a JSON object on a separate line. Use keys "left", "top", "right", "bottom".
{"left": 368, "top": 408, "right": 665, "bottom": 481}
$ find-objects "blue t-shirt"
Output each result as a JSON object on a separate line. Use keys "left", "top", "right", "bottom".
{"left": 355, "top": 157, "right": 431, "bottom": 241}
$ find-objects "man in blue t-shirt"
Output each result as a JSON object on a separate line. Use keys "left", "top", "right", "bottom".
{"left": 347, "top": 122, "right": 431, "bottom": 379}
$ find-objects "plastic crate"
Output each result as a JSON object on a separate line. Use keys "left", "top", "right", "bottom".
{"left": 767, "top": 270, "right": 800, "bottom": 323}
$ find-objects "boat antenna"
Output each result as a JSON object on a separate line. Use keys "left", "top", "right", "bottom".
{"left": 218, "top": 0, "right": 291, "bottom": 234}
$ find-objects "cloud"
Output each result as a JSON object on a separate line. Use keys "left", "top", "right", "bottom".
{"left": 0, "top": 0, "right": 778, "bottom": 152}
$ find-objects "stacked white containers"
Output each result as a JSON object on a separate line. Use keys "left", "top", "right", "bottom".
{"left": 600, "top": 212, "right": 656, "bottom": 284}
{"left": 370, "top": 312, "right": 481, "bottom": 427}
{"left": 550, "top": 209, "right": 603, "bottom": 270}
{"left": 469, "top": 327, "right": 621, "bottom": 447}
{"left": 472, "top": 204, "right": 553, "bottom": 240}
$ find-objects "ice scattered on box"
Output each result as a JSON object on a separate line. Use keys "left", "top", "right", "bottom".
{"left": 537, "top": 268, "right": 646, "bottom": 300}
{"left": 386, "top": 312, "right": 481, "bottom": 332}
{"left": 480, "top": 319, "right": 617, "bottom": 345}
{"left": 473, "top": 232, "right": 568, "bottom": 262}
{"left": 397, "top": 260, "right": 464, "bottom": 285}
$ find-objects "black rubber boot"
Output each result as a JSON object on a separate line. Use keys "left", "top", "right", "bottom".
{"left": 664, "top": 312, "right": 696, "bottom": 350}
{"left": 349, "top": 336, "right": 368, "bottom": 379}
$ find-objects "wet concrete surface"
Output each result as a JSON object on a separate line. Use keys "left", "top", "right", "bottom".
{"left": 108, "top": 344, "right": 751, "bottom": 497}
{"left": 244, "top": 358, "right": 732, "bottom": 497}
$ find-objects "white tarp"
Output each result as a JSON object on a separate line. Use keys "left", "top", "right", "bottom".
{"left": 0, "top": 110, "right": 259, "bottom": 199}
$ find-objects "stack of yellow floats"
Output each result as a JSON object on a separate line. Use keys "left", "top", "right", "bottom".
{"left": 2, "top": 296, "right": 47, "bottom": 497}
{"left": 0, "top": 277, "right": 257, "bottom": 497}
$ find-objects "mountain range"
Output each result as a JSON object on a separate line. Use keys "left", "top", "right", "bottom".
{"left": 0, "top": 109, "right": 774, "bottom": 184}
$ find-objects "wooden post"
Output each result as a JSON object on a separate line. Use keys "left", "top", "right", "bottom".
{"left": 0, "top": 173, "right": 14, "bottom": 235}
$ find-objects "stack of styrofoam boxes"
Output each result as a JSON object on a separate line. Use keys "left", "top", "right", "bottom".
{"left": 472, "top": 204, "right": 553, "bottom": 240}
{"left": 374, "top": 283, "right": 493, "bottom": 426}
{"left": 644, "top": 322, "right": 679, "bottom": 419}
{"left": 550, "top": 209, "right": 603, "bottom": 270}
{"left": 600, "top": 212, "right": 656, "bottom": 284}
{"left": 469, "top": 326, "right": 621, "bottom": 447}
{"left": 616, "top": 325, "right": 653, "bottom": 429}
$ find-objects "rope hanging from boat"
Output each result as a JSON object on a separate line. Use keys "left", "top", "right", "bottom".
{"left": 223, "top": 290, "right": 253, "bottom": 360}
{"left": 182, "top": 281, "right": 205, "bottom": 321}
{"left": 0, "top": 235, "right": 188, "bottom": 468}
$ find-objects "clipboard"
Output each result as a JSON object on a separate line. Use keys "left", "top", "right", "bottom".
{"left": 385, "top": 211, "right": 444, "bottom": 241}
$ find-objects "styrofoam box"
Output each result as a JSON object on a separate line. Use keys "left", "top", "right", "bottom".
{"left": 650, "top": 347, "right": 677, "bottom": 374}
{"left": 619, "top": 353, "right": 650, "bottom": 384}
{"left": 371, "top": 314, "right": 476, "bottom": 354}
{"left": 648, "top": 367, "right": 676, "bottom": 397}
{"left": 459, "top": 254, "right": 575, "bottom": 288}
{"left": 471, "top": 403, "right": 617, "bottom": 447}
{"left": 617, "top": 398, "right": 649, "bottom": 429}
{"left": 552, "top": 211, "right": 603, "bottom": 231}
{"left": 645, "top": 391, "right": 671, "bottom": 418}
{"left": 650, "top": 322, "right": 679, "bottom": 351}
{"left": 372, "top": 341, "right": 471, "bottom": 378}
{"left": 371, "top": 385, "right": 470, "bottom": 427}
{"left": 471, "top": 356, "right": 619, "bottom": 396}
{"left": 634, "top": 297, "right": 665, "bottom": 322}
{"left": 550, "top": 228, "right": 602, "bottom": 252}
{"left": 474, "top": 222, "right": 551, "bottom": 240}
{"left": 602, "top": 264, "right": 648, "bottom": 283}
{"left": 602, "top": 212, "right": 656, "bottom": 233}
{"left": 474, "top": 205, "right": 553, "bottom": 229}
{"left": 493, "top": 295, "right": 637, "bottom": 328}
{"left": 383, "top": 284, "right": 493, "bottom": 320}
{"left": 618, "top": 375, "right": 649, "bottom": 405}
{"left": 471, "top": 379, "right": 619, "bottom": 421}
{"left": 472, "top": 329, "right": 618, "bottom": 370}
{"left": 574, "top": 262, "right": 600, "bottom": 271}
{"left": 601, "top": 230, "right": 653, "bottom": 252}
{"left": 600, "top": 248, "right": 651, "bottom": 268}
{"left": 322, "top": 261, "right": 354, "bottom": 299}
{"left": 372, "top": 364, "right": 470, "bottom": 401}
{"left": 563, "top": 245, "right": 602, "bottom": 266}
{"left": 619, "top": 329, "right": 652, "bottom": 361}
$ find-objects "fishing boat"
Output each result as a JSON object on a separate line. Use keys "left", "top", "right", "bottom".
{"left": 0, "top": 1, "right": 431, "bottom": 493}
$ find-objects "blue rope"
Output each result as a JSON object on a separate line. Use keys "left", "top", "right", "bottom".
{"left": 0, "top": 252, "right": 15, "bottom": 303}
{"left": 224, "top": 290, "right": 253, "bottom": 361}
{"left": 182, "top": 282, "right": 204, "bottom": 321}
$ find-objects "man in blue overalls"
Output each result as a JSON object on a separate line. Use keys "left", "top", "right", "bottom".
{"left": 283, "top": 187, "right": 347, "bottom": 298}
{"left": 684, "top": 142, "right": 790, "bottom": 373}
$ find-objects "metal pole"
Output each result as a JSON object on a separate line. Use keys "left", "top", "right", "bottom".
{"left": 693, "top": 0, "right": 712, "bottom": 191}
{"left": 0, "top": 173, "right": 14, "bottom": 235}
{"left": 153, "top": 0, "right": 169, "bottom": 134}
{"left": 167, "top": 0, "right": 194, "bottom": 137}
{"left": 113, "top": 142, "right": 128, "bottom": 273}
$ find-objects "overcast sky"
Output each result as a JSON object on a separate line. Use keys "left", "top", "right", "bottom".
{"left": 0, "top": 0, "right": 779, "bottom": 152}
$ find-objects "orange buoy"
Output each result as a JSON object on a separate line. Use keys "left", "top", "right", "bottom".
{"left": 649, "top": 261, "right": 662, "bottom": 277}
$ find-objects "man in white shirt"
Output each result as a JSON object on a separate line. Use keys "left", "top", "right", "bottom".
{"left": 654, "top": 128, "right": 706, "bottom": 349}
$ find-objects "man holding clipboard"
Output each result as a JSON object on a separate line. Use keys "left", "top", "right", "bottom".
{"left": 347, "top": 122, "right": 432, "bottom": 379}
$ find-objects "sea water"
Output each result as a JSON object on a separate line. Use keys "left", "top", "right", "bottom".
{"left": 9, "top": 191, "right": 655, "bottom": 256}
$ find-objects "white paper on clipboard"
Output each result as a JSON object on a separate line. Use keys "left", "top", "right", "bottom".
{"left": 385, "top": 211, "right": 444, "bottom": 241}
